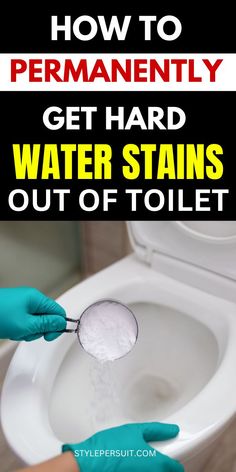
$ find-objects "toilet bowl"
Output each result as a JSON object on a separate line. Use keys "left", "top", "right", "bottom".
{"left": 2, "top": 221, "right": 236, "bottom": 471}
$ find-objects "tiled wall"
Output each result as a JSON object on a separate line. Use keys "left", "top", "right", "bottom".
{"left": 80, "top": 221, "right": 131, "bottom": 276}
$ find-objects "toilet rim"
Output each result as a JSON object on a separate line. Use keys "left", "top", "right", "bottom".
{"left": 2, "top": 256, "right": 236, "bottom": 464}
{"left": 1, "top": 333, "right": 236, "bottom": 465}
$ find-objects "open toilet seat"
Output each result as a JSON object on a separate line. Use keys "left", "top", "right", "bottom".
{"left": 2, "top": 253, "right": 236, "bottom": 465}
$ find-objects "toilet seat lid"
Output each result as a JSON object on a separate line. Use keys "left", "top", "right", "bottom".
{"left": 127, "top": 221, "right": 236, "bottom": 281}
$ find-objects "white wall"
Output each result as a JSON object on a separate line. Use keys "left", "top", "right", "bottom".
{"left": 0, "top": 222, "right": 81, "bottom": 294}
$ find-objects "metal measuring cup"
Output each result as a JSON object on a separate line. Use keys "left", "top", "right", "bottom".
{"left": 62, "top": 299, "right": 138, "bottom": 361}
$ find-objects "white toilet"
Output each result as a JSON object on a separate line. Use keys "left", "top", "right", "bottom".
{"left": 2, "top": 221, "right": 236, "bottom": 472}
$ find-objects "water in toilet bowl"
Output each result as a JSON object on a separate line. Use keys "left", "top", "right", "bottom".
{"left": 49, "top": 302, "right": 218, "bottom": 443}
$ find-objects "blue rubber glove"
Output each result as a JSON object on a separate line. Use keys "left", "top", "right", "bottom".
{"left": 0, "top": 287, "right": 66, "bottom": 342}
{"left": 62, "top": 422, "right": 184, "bottom": 472}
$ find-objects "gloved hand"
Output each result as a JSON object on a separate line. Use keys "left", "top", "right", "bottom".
{"left": 0, "top": 287, "right": 66, "bottom": 341}
{"left": 62, "top": 422, "right": 184, "bottom": 472}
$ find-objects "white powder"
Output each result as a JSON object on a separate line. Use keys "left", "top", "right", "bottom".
{"left": 78, "top": 300, "right": 138, "bottom": 362}
{"left": 89, "top": 361, "right": 122, "bottom": 432}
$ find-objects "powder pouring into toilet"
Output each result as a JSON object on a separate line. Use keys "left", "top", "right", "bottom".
{"left": 78, "top": 300, "right": 138, "bottom": 362}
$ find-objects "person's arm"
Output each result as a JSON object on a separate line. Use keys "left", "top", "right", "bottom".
{"left": 15, "top": 452, "right": 79, "bottom": 472}
{"left": 15, "top": 422, "right": 184, "bottom": 472}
